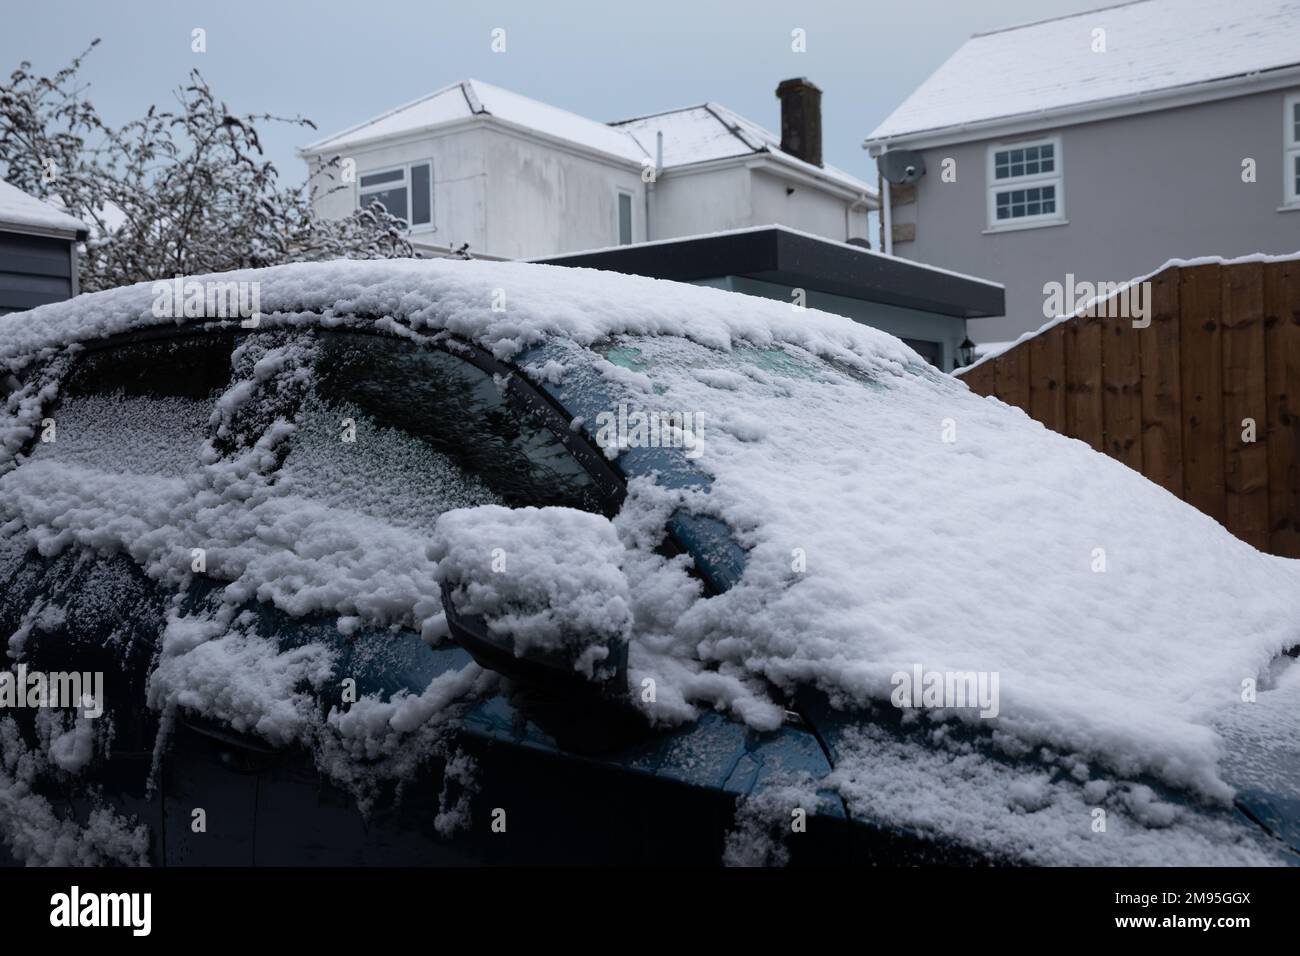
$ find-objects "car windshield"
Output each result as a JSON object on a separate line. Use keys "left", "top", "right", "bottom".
{"left": 518, "top": 333, "right": 904, "bottom": 591}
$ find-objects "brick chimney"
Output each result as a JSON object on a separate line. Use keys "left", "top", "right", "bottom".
{"left": 776, "top": 78, "right": 823, "bottom": 168}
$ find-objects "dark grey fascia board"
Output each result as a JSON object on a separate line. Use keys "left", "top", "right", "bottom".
{"left": 536, "top": 228, "right": 1003, "bottom": 318}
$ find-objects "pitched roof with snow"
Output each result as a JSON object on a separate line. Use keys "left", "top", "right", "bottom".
{"left": 303, "top": 80, "right": 874, "bottom": 195}
{"left": 867, "top": 0, "right": 1300, "bottom": 146}
{"left": 0, "top": 180, "right": 87, "bottom": 239}
{"left": 612, "top": 102, "right": 872, "bottom": 194}
{"left": 303, "top": 79, "right": 649, "bottom": 164}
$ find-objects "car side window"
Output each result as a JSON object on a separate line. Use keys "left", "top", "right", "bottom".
{"left": 276, "top": 331, "right": 606, "bottom": 529}
{"left": 29, "top": 331, "right": 241, "bottom": 477}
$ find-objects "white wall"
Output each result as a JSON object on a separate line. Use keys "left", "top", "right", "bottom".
{"left": 649, "top": 166, "right": 753, "bottom": 240}
{"left": 651, "top": 165, "right": 870, "bottom": 244}
{"left": 479, "top": 127, "right": 645, "bottom": 260}
{"left": 750, "top": 168, "right": 869, "bottom": 242}
{"left": 306, "top": 124, "right": 490, "bottom": 254}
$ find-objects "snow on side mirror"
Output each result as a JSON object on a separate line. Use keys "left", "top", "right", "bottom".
{"left": 429, "top": 505, "right": 632, "bottom": 698}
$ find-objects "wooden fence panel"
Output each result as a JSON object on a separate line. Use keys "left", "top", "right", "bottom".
{"left": 962, "top": 358, "right": 996, "bottom": 397}
{"left": 1102, "top": 301, "right": 1142, "bottom": 471}
{"left": 1179, "top": 264, "right": 1227, "bottom": 524}
{"left": 1029, "top": 324, "right": 1067, "bottom": 432}
{"left": 995, "top": 341, "right": 1031, "bottom": 413}
{"left": 1265, "top": 259, "right": 1300, "bottom": 558}
{"left": 1221, "top": 263, "right": 1269, "bottom": 550}
{"left": 1140, "top": 268, "right": 1183, "bottom": 496}
{"left": 1066, "top": 312, "right": 1104, "bottom": 452}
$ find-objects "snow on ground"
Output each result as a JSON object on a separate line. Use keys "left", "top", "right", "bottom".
{"left": 1, "top": 257, "right": 1297, "bottom": 863}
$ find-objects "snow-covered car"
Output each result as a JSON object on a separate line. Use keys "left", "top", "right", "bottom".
{"left": 0, "top": 259, "right": 1296, "bottom": 866}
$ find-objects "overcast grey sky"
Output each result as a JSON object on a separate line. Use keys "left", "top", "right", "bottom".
{"left": 2, "top": 0, "right": 1102, "bottom": 182}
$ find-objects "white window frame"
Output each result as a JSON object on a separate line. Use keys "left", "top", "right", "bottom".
{"left": 615, "top": 188, "right": 635, "bottom": 245}
{"left": 1284, "top": 92, "right": 1300, "bottom": 207}
{"left": 985, "top": 135, "right": 1065, "bottom": 232}
{"left": 356, "top": 161, "right": 434, "bottom": 232}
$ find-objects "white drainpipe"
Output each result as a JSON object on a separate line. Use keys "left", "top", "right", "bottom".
{"left": 881, "top": 176, "right": 893, "bottom": 256}
{"left": 845, "top": 193, "right": 870, "bottom": 242}
{"left": 644, "top": 130, "right": 663, "bottom": 242}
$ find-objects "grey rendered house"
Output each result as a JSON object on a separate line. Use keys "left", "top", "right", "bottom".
{"left": 0, "top": 180, "right": 87, "bottom": 316}
{"left": 864, "top": 0, "right": 1300, "bottom": 344}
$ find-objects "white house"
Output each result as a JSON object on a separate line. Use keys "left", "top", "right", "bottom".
{"left": 300, "top": 78, "right": 875, "bottom": 260}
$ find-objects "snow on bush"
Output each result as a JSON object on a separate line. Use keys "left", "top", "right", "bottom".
{"left": 430, "top": 505, "right": 632, "bottom": 678}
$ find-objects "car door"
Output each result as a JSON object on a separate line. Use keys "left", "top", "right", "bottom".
{"left": 0, "top": 329, "right": 242, "bottom": 865}
{"left": 240, "top": 327, "right": 623, "bottom": 863}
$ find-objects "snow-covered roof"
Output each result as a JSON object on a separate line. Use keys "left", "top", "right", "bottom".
{"left": 303, "top": 79, "right": 649, "bottom": 164}
{"left": 867, "top": 0, "right": 1300, "bottom": 147}
{"left": 612, "top": 103, "right": 873, "bottom": 195}
{"left": 303, "top": 80, "right": 873, "bottom": 195}
{"left": 2, "top": 258, "right": 1296, "bottom": 864}
{"left": 0, "top": 180, "right": 87, "bottom": 239}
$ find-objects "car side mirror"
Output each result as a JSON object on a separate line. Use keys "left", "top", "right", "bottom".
{"left": 430, "top": 506, "right": 632, "bottom": 700}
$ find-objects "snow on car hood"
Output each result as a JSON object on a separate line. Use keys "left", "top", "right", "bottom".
{"left": 532, "top": 327, "right": 1300, "bottom": 802}
{"left": 2, "top": 258, "right": 1298, "bottom": 855}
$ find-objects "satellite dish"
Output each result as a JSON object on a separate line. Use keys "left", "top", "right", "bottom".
{"left": 878, "top": 149, "right": 926, "bottom": 185}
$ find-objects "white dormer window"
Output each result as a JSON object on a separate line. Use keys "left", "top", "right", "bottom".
{"left": 358, "top": 162, "right": 433, "bottom": 229}
{"left": 986, "top": 136, "right": 1064, "bottom": 231}
{"left": 1285, "top": 92, "right": 1300, "bottom": 207}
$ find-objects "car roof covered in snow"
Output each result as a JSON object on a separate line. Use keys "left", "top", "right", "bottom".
{"left": 866, "top": 0, "right": 1300, "bottom": 148}
{"left": 0, "top": 257, "right": 921, "bottom": 374}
